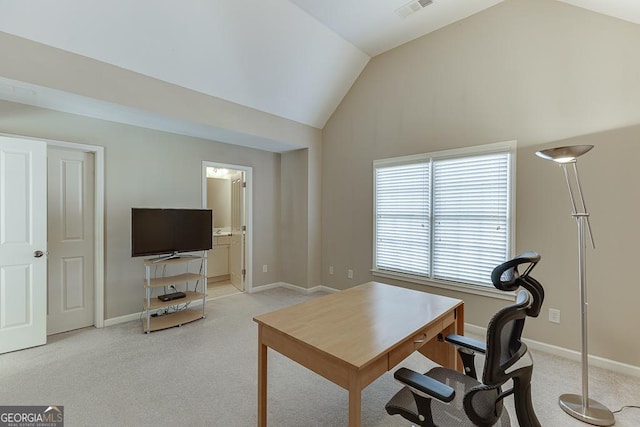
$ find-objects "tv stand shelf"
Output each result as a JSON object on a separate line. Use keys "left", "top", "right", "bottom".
{"left": 142, "top": 255, "right": 207, "bottom": 333}
{"left": 144, "top": 290, "right": 204, "bottom": 310}
{"left": 142, "top": 309, "right": 204, "bottom": 333}
{"left": 145, "top": 272, "right": 203, "bottom": 288}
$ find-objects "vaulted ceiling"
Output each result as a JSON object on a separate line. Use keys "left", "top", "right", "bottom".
{"left": 1, "top": 0, "right": 639, "bottom": 132}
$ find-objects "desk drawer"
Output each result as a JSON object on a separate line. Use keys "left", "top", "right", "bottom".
{"left": 388, "top": 321, "right": 443, "bottom": 369}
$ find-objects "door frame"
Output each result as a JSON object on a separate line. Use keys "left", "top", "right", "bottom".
{"left": 202, "top": 161, "right": 252, "bottom": 293}
{"left": 47, "top": 139, "right": 105, "bottom": 328}
{"left": 3, "top": 134, "right": 106, "bottom": 329}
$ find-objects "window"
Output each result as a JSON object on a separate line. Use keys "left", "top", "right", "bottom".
{"left": 373, "top": 141, "right": 515, "bottom": 293}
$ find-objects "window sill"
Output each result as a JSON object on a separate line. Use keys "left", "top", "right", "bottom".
{"left": 370, "top": 269, "right": 516, "bottom": 301}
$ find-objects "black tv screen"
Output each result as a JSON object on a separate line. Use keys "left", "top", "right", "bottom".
{"left": 131, "top": 208, "right": 212, "bottom": 257}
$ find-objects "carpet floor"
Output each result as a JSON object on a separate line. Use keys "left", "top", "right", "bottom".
{"left": 1, "top": 287, "right": 639, "bottom": 426}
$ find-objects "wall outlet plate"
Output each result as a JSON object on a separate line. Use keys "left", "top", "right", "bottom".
{"left": 549, "top": 308, "right": 561, "bottom": 324}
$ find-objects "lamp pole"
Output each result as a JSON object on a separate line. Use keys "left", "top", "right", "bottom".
{"left": 536, "top": 146, "right": 614, "bottom": 426}
{"left": 577, "top": 210, "right": 589, "bottom": 408}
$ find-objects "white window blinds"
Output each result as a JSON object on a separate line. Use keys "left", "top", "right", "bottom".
{"left": 373, "top": 144, "right": 513, "bottom": 288}
{"left": 375, "top": 162, "right": 431, "bottom": 277}
{"left": 432, "top": 153, "right": 510, "bottom": 286}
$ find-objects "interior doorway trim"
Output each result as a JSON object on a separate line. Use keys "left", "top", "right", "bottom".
{"left": 46, "top": 138, "right": 105, "bottom": 328}
{"left": 202, "top": 161, "right": 253, "bottom": 293}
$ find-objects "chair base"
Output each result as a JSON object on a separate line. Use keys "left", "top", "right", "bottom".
{"left": 559, "top": 394, "right": 615, "bottom": 426}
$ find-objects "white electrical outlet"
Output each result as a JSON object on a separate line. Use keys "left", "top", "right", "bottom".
{"left": 549, "top": 308, "right": 561, "bottom": 324}
{"left": 262, "top": 264, "right": 268, "bottom": 273}
{"left": 347, "top": 269, "right": 353, "bottom": 279}
{"left": 329, "top": 266, "right": 334, "bottom": 275}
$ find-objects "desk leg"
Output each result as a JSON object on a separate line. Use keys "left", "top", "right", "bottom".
{"left": 348, "top": 370, "right": 362, "bottom": 427}
{"left": 258, "top": 325, "right": 268, "bottom": 427}
{"left": 454, "top": 305, "right": 464, "bottom": 372}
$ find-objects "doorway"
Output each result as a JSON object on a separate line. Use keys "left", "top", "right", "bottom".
{"left": 46, "top": 140, "right": 105, "bottom": 333}
{"left": 0, "top": 135, "right": 104, "bottom": 355}
{"left": 202, "top": 161, "right": 252, "bottom": 296}
{"left": 47, "top": 147, "right": 95, "bottom": 335}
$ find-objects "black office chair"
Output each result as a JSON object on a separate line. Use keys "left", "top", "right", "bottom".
{"left": 385, "top": 252, "right": 545, "bottom": 427}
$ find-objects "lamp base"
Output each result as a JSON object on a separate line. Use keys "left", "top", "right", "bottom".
{"left": 559, "top": 394, "right": 615, "bottom": 426}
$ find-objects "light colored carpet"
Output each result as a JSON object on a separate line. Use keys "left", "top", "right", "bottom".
{"left": 1, "top": 287, "right": 639, "bottom": 426}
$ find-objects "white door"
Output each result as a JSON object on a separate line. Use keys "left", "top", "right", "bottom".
{"left": 0, "top": 136, "right": 47, "bottom": 354}
{"left": 47, "top": 147, "right": 95, "bottom": 335}
{"left": 229, "top": 173, "right": 245, "bottom": 291}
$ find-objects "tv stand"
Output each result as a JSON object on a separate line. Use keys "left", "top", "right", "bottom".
{"left": 142, "top": 254, "right": 207, "bottom": 333}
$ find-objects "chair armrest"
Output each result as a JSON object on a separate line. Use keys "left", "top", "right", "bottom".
{"left": 394, "top": 368, "right": 455, "bottom": 403}
{"left": 445, "top": 334, "right": 486, "bottom": 354}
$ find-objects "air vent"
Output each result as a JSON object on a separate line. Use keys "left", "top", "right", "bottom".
{"left": 395, "top": 0, "right": 433, "bottom": 19}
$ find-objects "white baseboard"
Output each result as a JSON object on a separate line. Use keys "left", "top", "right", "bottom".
{"left": 106, "top": 283, "right": 336, "bottom": 326}
{"left": 250, "top": 282, "right": 339, "bottom": 295}
{"left": 464, "top": 324, "right": 640, "bottom": 379}
{"left": 103, "top": 282, "right": 639, "bottom": 378}
{"left": 104, "top": 298, "right": 208, "bottom": 328}
{"left": 308, "top": 284, "right": 339, "bottom": 294}
{"left": 104, "top": 312, "right": 140, "bottom": 327}
{"left": 249, "top": 282, "right": 286, "bottom": 293}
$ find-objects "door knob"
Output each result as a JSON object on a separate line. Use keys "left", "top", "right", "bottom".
{"left": 34, "top": 250, "right": 45, "bottom": 258}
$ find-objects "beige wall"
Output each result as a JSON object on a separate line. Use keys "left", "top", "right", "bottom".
{"left": 322, "top": 0, "right": 640, "bottom": 366}
{"left": 520, "top": 129, "right": 640, "bottom": 363}
{"left": 281, "top": 149, "right": 309, "bottom": 286}
{"left": 0, "top": 100, "right": 282, "bottom": 319}
{"left": 0, "top": 29, "right": 324, "bottom": 311}
{"left": 280, "top": 146, "right": 323, "bottom": 289}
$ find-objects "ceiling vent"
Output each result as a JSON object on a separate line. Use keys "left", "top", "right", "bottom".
{"left": 395, "top": 0, "right": 434, "bottom": 19}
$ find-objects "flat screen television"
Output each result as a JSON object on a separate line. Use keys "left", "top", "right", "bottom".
{"left": 131, "top": 208, "right": 212, "bottom": 259}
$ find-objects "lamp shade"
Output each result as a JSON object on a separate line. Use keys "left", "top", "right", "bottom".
{"left": 535, "top": 145, "right": 593, "bottom": 163}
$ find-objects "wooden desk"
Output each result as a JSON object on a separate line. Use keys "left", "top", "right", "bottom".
{"left": 253, "top": 281, "right": 464, "bottom": 427}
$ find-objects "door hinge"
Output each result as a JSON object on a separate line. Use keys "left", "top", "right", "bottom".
{"left": 242, "top": 225, "right": 246, "bottom": 231}
{"left": 242, "top": 181, "right": 246, "bottom": 188}
{"left": 242, "top": 268, "right": 246, "bottom": 279}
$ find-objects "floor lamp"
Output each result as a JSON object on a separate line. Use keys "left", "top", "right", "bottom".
{"left": 536, "top": 145, "right": 614, "bottom": 426}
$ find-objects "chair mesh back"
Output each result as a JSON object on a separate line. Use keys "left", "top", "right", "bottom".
{"left": 483, "top": 252, "right": 544, "bottom": 386}
{"left": 483, "top": 290, "right": 530, "bottom": 386}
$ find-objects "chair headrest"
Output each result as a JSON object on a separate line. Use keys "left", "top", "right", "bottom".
{"left": 491, "top": 252, "right": 540, "bottom": 292}
{"left": 491, "top": 252, "right": 544, "bottom": 317}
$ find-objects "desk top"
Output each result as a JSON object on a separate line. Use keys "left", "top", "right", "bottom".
{"left": 253, "top": 281, "right": 463, "bottom": 369}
